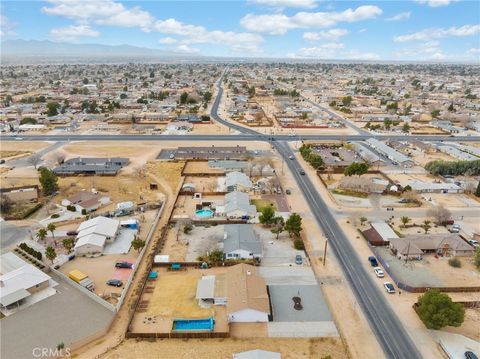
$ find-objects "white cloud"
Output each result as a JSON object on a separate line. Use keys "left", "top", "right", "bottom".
{"left": 303, "top": 29, "right": 349, "bottom": 41}
{"left": 154, "top": 18, "right": 264, "bottom": 54}
{"left": 394, "top": 41, "right": 446, "bottom": 60}
{"left": 95, "top": 7, "right": 154, "bottom": 31}
{"left": 241, "top": 5, "right": 382, "bottom": 35}
{"left": 42, "top": 0, "right": 125, "bottom": 21}
{"left": 415, "top": 0, "right": 458, "bottom": 7}
{"left": 394, "top": 24, "right": 480, "bottom": 42}
{"left": 386, "top": 12, "right": 411, "bottom": 21}
{"left": 158, "top": 37, "right": 177, "bottom": 44}
{"left": 289, "top": 44, "right": 379, "bottom": 60}
{"left": 175, "top": 45, "right": 201, "bottom": 54}
{"left": 467, "top": 48, "right": 480, "bottom": 54}
{"left": 0, "top": 15, "right": 16, "bottom": 37}
{"left": 359, "top": 28, "right": 367, "bottom": 33}
{"left": 250, "top": 0, "right": 317, "bottom": 9}
{"left": 50, "top": 24, "right": 100, "bottom": 42}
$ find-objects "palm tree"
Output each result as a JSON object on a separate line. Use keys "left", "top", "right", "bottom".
{"left": 36, "top": 228, "right": 47, "bottom": 241}
{"left": 47, "top": 223, "right": 56, "bottom": 239}
{"left": 400, "top": 216, "right": 411, "bottom": 228}
{"left": 422, "top": 220, "right": 432, "bottom": 234}
{"left": 360, "top": 216, "right": 368, "bottom": 226}
{"left": 45, "top": 246, "right": 57, "bottom": 264}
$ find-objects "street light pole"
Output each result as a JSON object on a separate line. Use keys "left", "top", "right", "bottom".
{"left": 323, "top": 238, "right": 328, "bottom": 266}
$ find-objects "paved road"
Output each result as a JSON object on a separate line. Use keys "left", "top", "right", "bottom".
{"left": 2, "top": 133, "right": 478, "bottom": 143}
{"left": 210, "top": 77, "right": 422, "bottom": 359}
{"left": 274, "top": 141, "right": 421, "bottom": 359}
{"left": 9, "top": 141, "right": 65, "bottom": 167}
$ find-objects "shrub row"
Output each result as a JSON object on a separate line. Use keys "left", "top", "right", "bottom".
{"left": 19, "top": 242, "right": 42, "bottom": 260}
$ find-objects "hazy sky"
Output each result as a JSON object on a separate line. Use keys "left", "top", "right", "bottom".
{"left": 1, "top": 0, "right": 479, "bottom": 61}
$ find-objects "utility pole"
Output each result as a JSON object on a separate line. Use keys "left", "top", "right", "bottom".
{"left": 323, "top": 238, "right": 328, "bottom": 266}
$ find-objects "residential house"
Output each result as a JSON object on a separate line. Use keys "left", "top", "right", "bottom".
{"left": 74, "top": 216, "right": 120, "bottom": 255}
{"left": 226, "top": 171, "right": 252, "bottom": 192}
{"left": 61, "top": 191, "right": 110, "bottom": 213}
{"left": 223, "top": 224, "right": 262, "bottom": 260}
{"left": 223, "top": 191, "right": 256, "bottom": 219}
{"left": 389, "top": 234, "right": 475, "bottom": 260}
{"left": 226, "top": 263, "right": 269, "bottom": 323}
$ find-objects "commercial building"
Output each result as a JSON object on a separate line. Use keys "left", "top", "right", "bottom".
{"left": 365, "top": 139, "right": 415, "bottom": 167}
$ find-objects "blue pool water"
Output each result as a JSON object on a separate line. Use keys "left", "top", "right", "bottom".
{"left": 195, "top": 209, "right": 214, "bottom": 218}
{"left": 173, "top": 317, "right": 214, "bottom": 331}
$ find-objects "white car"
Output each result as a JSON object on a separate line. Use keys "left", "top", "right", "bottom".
{"left": 384, "top": 282, "right": 395, "bottom": 294}
{"left": 374, "top": 267, "right": 385, "bottom": 278}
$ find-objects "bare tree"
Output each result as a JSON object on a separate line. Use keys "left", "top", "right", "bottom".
{"left": 427, "top": 204, "right": 452, "bottom": 225}
{"left": 28, "top": 154, "right": 42, "bottom": 169}
{"left": 53, "top": 151, "right": 65, "bottom": 165}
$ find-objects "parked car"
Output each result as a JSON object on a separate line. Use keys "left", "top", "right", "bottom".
{"left": 374, "top": 267, "right": 385, "bottom": 278}
{"left": 450, "top": 224, "right": 460, "bottom": 233}
{"left": 298, "top": 169, "right": 306, "bottom": 175}
{"left": 289, "top": 155, "right": 294, "bottom": 160}
{"left": 444, "top": 219, "right": 455, "bottom": 225}
{"left": 384, "top": 282, "right": 395, "bottom": 294}
{"left": 115, "top": 261, "right": 133, "bottom": 269}
{"left": 368, "top": 256, "right": 378, "bottom": 267}
{"left": 285, "top": 189, "right": 292, "bottom": 195}
{"left": 295, "top": 255, "right": 303, "bottom": 265}
{"left": 468, "top": 240, "right": 479, "bottom": 248}
{"left": 66, "top": 231, "right": 78, "bottom": 236}
{"left": 169, "top": 153, "right": 175, "bottom": 159}
{"left": 106, "top": 279, "right": 123, "bottom": 287}
{"left": 465, "top": 351, "right": 478, "bottom": 359}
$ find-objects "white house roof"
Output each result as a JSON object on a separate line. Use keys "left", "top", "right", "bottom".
{"left": 0, "top": 254, "right": 52, "bottom": 307}
{"left": 77, "top": 216, "right": 119, "bottom": 238}
{"left": 371, "top": 222, "right": 399, "bottom": 241}
{"left": 399, "top": 180, "right": 461, "bottom": 192}
{"left": 195, "top": 275, "right": 216, "bottom": 300}
{"left": 226, "top": 171, "right": 252, "bottom": 188}
{"left": 233, "top": 350, "right": 281, "bottom": 359}
{"left": 224, "top": 192, "right": 256, "bottom": 216}
{"left": 74, "top": 233, "right": 107, "bottom": 249}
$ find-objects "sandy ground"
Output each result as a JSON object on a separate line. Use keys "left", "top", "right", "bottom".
{"left": 100, "top": 337, "right": 348, "bottom": 359}
{"left": 145, "top": 270, "right": 214, "bottom": 318}
{"left": 444, "top": 308, "right": 480, "bottom": 341}
{"left": 1, "top": 141, "right": 50, "bottom": 152}
{"left": 411, "top": 151, "right": 456, "bottom": 167}
{"left": 160, "top": 226, "right": 188, "bottom": 261}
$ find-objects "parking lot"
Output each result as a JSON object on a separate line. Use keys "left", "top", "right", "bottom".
{"left": 60, "top": 254, "right": 137, "bottom": 298}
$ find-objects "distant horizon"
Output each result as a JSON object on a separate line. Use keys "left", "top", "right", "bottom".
{"left": 1, "top": 1, "right": 479, "bottom": 62}
{"left": 2, "top": 39, "right": 479, "bottom": 65}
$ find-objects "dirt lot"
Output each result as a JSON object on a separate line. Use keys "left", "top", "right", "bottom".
{"left": 145, "top": 269, "right": 214, "bottom": 318}
{"left": 444, "top": 308, "right": 480, "bottom": 341}
{"left": 183, "top": 161, "right": 224, "bottom": 175}
{"left": 0, "top": 150, "right": 31, "bottom": 159}
{"left": 159, "top": 225, "right": 188, "bottom": 262}
{"left": 1, "top": 141, "right": 50, "bottom": 152}
{"left": 411, "top": 151, "right": 455, "bottom": 167}
{"left": 146, "top": 161, "right": 185, "bottom": 195}
{"left": 101, "top": 337, "right": 348, "bottom": 359}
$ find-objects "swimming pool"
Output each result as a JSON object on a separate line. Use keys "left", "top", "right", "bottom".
{"left": 195, "top": 209, "right": 214, "bottom": 218}
{"left": 173, "top": 317, "right": 214, "bottom": 331}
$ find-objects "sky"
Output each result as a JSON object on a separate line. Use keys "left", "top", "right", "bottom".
{"left": 1, "top": 0, "right": 479, "bottom": 61}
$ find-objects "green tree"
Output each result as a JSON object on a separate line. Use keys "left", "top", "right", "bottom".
{"left": 416, "top": 289, "right": 464, "bottom": 329}
{"left": 180, "top": 92, "right": 189, "bottom": 104}
{"left": 344, "top": 162, "right": 369, "bottom": 177}
{"left": 248, "top": 86, "right": 256, "bottom": 97}
{"left": 329, "top": 100, "right": 336, "bottom": 107}
{"left": 271, "top": 216, "right": 285, "bottom": 239}
{"left": 62, "top": 238, "right": 75, "bottom": 253}
{"left": 448, "top": 103, "right": 455, "bottom": 112}
{"left": 383, "top": 118, "right": 393, "bottom": 130}
{"left": 474, "top": 247, "right": 480, "bottom": 270}
{"left": 259, "top": 205, "right": 276, "bottom": 226}
{"left": 47, "top": 223, "right": 56, "bottom": 239}
{"left": 285, "top": 213, "right": 303, "bottom": 238}
{"left": 36, "top": 228, "right": 48, "bottom": 242}
{"left": 475, "top": 181, "right": 480, "bottom": 197}
{"left": 206, "top": 249, "right": 224, "bottom": 266}
{"left": 203, "top": 91, "right": 212, "bottom": 103}
{"left": 360, "top": 216, "right": 368, "bottom": 226}
{"left": 46, "top": 102, "right": 60, "bottom": 117}
{"left": 341, "top": 96, "right": 352, "bottom": 107}
{"left": 45, "top": 246, "right": 57, "bottom": 264}
{"left": 131, "top": 238, "right": 146, "bottom": 253}
{"left": 38, "top": 167, "right": 58, "bottom": 195}
{"left": 431, "top": 109, "right": 441, "bottom": 118}
{"left": 301, "top": 112, "right": 308, "bottom": 120}
{"left": 400, "top": 216, "right": 411, "bottom": 228}
{"left": 402, "top": 123, "right": 410, "bottom": 133}
{"left": 422, "top": 220, "right": 431, "bottom": 234}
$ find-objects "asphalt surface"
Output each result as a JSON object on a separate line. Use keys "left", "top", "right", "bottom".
{"left": 210, "top": 77, "right": 422, "bottom": 359}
